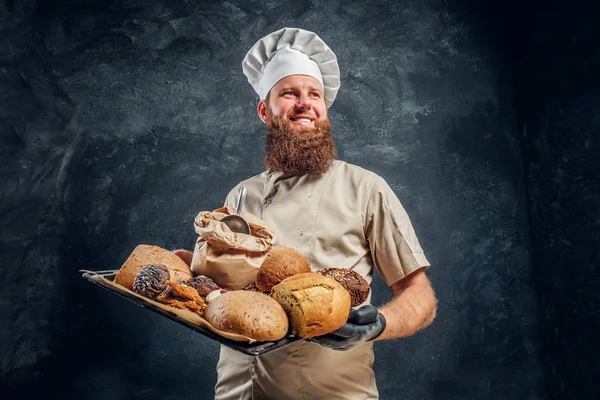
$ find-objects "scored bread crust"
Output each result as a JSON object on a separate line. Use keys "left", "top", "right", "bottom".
{"left": 271, "top": 272, "right": 351, "bottom": 338}
{"left": 204, "top": 291, "right": 289, "bottom": 341}
{"left": 114, "top": 244, "right": 193, "bottom": 290}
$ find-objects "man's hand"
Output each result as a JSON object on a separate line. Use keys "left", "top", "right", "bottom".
{"left": 310, "top": 305, "right": 386, "bottom": 351}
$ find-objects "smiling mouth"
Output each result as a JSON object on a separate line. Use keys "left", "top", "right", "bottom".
{"left": 289, "top": 117, "right": 313, "bottom": 124}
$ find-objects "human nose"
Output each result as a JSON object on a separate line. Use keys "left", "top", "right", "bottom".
{"left": 296, "top": 92, "right": 312, "bottom": 109}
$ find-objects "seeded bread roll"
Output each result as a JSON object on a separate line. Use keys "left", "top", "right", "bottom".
{"left": 256, "top": 245, "right": 311, "bottom": 292}
{"left": 318, "top": 268, "right": 371, "bottom": 306}
{"left": 271, "top": 272, "right": 351, "bottom": 338}
{"left": 204, "top": 291, "right": 289, "bottom": 341}
{"left": 114, "top": 245, "right": 193, "bottom": 290}
{"left": 184, "top": 275, "right": 221, "bottom": 297}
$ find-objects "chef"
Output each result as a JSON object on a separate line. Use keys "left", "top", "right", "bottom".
{"left": 175, "top": 27, "right": 437, "bottom": 400}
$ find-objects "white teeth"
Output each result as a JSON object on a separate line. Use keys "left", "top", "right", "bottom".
{"left": 296, "top": 118, "right": 311, "bottom": 123}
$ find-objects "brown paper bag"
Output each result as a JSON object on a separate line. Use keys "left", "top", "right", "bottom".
{"left": 190, "top": 207, "right": 276, "bottom": 290}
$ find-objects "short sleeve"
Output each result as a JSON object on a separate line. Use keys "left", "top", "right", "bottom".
{"left": 365, "top": 176, "right": 430, "bottom": 286}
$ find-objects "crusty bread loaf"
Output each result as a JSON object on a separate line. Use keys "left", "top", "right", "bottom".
{"left": 318, "top": 268, "right": 371, "bottom": 307}
{"left": 204, "top": 290, "right": 289, "bottom": 341}
{"left": 256, "top": 245, "right": 311, "bottom": 292}
{"left": 270, "top": 272, "right": 351, "bottom": 338}
{"left": 114, "top": 244, "right": 193, "bottom": 290}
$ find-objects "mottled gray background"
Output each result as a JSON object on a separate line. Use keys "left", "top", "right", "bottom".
{"left": 1, "top": 0, "right": 597, "bottom": 399}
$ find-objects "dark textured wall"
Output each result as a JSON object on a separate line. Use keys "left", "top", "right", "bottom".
{"left": 1, "top": 1, "right": 544, "bottom": 399}
{"left": 512, "top": 2, "right": 600, "bottom": 399}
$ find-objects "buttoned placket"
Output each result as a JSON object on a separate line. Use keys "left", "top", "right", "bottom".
{"left": 260, "top": 171, "right": 282, "bottom": 220}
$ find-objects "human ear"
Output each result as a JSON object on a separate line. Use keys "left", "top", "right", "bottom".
{"left": 257, "top": 100, "right": 268, "bottom": 124}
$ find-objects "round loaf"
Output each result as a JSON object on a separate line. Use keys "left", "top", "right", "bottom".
{"left": 271, "top": 272, "right": 351, "bottom": 338}
{"left": 256, "top": 245, "right": 311, "bottom": 292}
{"left": 204, "top": 291, "right": 289, "bottom": 341}
{"left": 114, "top": 244, "right": 193, "bottom": 290}
{"left": 318, "top": 268, "right": 371, "bottom": 306}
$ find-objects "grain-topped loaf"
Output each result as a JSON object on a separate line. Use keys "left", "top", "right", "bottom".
{"left": 270, "top": 272, "right": 351, "bottom": 338}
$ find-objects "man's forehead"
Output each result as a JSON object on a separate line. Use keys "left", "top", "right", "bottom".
{"left": 274, "top": 75, "right": 323, "bottom": 91}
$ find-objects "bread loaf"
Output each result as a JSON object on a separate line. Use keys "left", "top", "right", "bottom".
{"left": 271, "top": 272, "right": 351, "bottom": 338}
{"left": 318, "top": 268, "right": 371, "bottom": 306}
{"left": 114, "top": 245, "right": 193, "bottom": 290}
{"left": 256, "top": 245, "right": 311, "bottom": 292}
{"left": 204, "top": 291, "right": 289, "bottom": 341}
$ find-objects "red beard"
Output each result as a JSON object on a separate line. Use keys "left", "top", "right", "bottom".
{"left": 264, "top": 112, "right": 337, "bottom": 176}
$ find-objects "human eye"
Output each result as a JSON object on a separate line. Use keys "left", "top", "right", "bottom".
{"left": 310, "top": 92, "right": 321, "bottom": 98}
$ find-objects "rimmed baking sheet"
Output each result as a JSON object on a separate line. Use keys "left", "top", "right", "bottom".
{"left": 82, "top": 270, "right": 302, "bottom": 356}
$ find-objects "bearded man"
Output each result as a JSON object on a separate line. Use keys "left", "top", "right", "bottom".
{"left": 175, "top": 28, "right": 437, "bottom": 400}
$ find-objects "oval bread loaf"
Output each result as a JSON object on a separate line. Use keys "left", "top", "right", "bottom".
{"left": 114, "top": 244, "right": 193, "bottom": 290}
{"left": 204, "top": 291, "right": 289, "bottom": 341}
{"left": 271, "top": 272, "right": 351, "bottom": 338}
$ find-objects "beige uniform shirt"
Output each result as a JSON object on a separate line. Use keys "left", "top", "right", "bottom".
{"left": 216, "top": 160, "right": 429, "bottom": 400}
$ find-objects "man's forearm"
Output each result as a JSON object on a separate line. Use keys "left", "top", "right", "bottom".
{"left": 375, "top": 270, "right": 437, "bottom": 341}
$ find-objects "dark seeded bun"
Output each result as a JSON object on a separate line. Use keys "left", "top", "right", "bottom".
{"left": 318, "top": 268, "right": 371, "bottom": 307}
{"left": 184, "top": 275, "right": 221, "bottom": 297}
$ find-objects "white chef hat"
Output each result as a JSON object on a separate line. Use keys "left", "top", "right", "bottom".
{"left": 242, "top": 27, "right": 341, "bottom": 108}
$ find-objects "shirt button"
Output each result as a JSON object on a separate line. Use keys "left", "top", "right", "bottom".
{"left": 287, "top": 351, "right": 293, "bottom": 357}
{"left": 308, "top": 194, "right": 313, "bottom": 199}
{"left": 298, "top": 230, "right": 304, "bottom": 236}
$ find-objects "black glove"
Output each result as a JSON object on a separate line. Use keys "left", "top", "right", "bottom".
{"left": 310, "top": 305, "right": 386, "bottom": 351}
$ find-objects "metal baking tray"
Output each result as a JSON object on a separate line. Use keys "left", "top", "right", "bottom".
{"left": 82, "top": 270, "right": 302, "bottom": 356}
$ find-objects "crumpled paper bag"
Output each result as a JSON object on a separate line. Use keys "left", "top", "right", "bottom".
{"left": 190, "top": 207, "right": 276, "bottom": 290}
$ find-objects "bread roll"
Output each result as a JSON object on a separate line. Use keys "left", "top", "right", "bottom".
{"left": 271, "top": 272, "right": 351, "bottom": 338}
{"left": 114, "top": 245, "right": 193, "bottom": 290}
{"left": 318, "top": 268, "right": 371, "bottom": 307}
{"left": 256, "top": 245, "right": 311, "bottom": 292}
{"left": 185, "top": 275, "right": 221, "bottom": 297}
{"left": 204, "top": 291, "right": 289, "bottom": 341}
